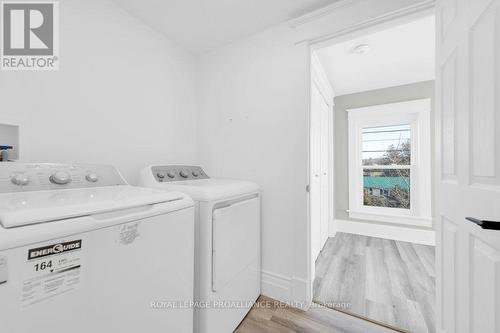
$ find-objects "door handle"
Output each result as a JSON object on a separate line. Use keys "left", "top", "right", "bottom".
{"left": 466, "top": 217, "right": 500, "bottom": 230}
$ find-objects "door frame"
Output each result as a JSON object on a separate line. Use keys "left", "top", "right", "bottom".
{"left": 303, "top": 0, "right": 437, "bottom": 308}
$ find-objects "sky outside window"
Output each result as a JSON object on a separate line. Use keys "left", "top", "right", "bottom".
{"left": 362, "top": 124, "right": 411, "bottom": 165}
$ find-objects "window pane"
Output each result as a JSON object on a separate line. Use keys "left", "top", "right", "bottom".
{"left": 363, "top": 169, "right": 410, "bottom": 209}
{"left": 362, "top": 124, "right": 411, "bottom": 166}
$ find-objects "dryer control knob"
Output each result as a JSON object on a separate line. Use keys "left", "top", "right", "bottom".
{"left": 86, "top": 173, "right": 99, "bottom": 182}
{"left": 157, "top": 172, "right": 166, "bottom": 179}
{"left": 50, "top": 171, "right": 71, "bottom": 185}
{"left": 179, "top": 170, "right": 189, "bottom": 178}
{"left": 192, "top": 171, "right": 199, "bottom": 177}
{"left": 11, "top": 173, "right": 29, "bottom": 186}
{"left": 167, "top": 172, "right": 175, "bottom": 178}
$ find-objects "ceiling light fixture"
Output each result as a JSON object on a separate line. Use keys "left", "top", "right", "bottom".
{"left": 351, "top": 44, "right": 371, "bottom": 55}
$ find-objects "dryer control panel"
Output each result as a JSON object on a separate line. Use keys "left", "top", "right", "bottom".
{"left": 151, "top": 165, "right": 209, "bottom": 182}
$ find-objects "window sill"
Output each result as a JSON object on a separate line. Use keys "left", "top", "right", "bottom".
{"left": 348, "top": 210, "right": 432, "bottom": 227}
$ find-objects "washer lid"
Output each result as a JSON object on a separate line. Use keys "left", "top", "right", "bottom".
{"left": 0, "top": 185, "right": 186, "bottom": 228}
{"left": 154, "top": 179, "right": 260, "bottom": 201}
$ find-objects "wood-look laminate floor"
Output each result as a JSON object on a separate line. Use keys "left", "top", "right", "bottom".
{"left": 313, "top": 233, "right": 436, "bottom": 333}
{"left": 235, "top": 295, "right": 400, "bottom": 333}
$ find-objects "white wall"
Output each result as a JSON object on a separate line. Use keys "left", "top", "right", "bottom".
{"left": 0, "top": 0, "right": 198, "bottom": 184}
{"left": 197, "top": 24, "right": 310, "bottom": 302}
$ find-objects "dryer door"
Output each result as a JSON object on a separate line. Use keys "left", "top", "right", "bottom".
{"left": 212, "top": 196, "right": 260, "bottom": 292}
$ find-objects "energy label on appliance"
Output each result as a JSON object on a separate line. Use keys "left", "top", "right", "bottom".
{"left": 21, "top": 239, "right": 84, "bottom": 307}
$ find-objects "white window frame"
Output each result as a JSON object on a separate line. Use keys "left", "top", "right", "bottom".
{"left": 347, "top": 99, "right": 432, "bottom": 227}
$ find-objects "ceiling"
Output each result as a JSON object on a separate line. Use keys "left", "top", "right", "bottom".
{"left": 316, "top": 15, "right": 435, "bottom": 96}
{"left": 113, "top": 0, "right": 337, "bottom": 54}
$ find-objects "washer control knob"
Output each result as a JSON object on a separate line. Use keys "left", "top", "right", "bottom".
{"left": 86, "top": 172, "right": 99, "bottom": 183}
{"left": 50, "top": 171, "right": 71, "bottom": 185}
{"left": 157, "top": 172, "right": 165, "bottom": 179}
{"left": 179, "top": 170, "right": 189, "bottom": 178}
{"left": 192, "top": 171, "right": 199, "bottom": 177}
{"left": 11, "top": 173, "right": 29, "bottom": 186}
{"left": 167, "top": 172, "right": 175, "bottom": 178}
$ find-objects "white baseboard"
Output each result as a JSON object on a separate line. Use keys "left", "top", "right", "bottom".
{"left": 261, "top": 270, "right": 292, "bottom": 303}
{"left": 261, "top": 270, "right": 311, "bottom": 309}
{"left": 333, "top": 219, "right": 435, "bottom": 246}
{"left": 291, "top": 276, "right": 311, "bottom": 310}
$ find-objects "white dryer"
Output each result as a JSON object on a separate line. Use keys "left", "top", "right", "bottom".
{"left": 139, "top": 165, "right": 261, "bottom": 333}
{"left": 0, "top": 163, "right": 195, "bottom": 333}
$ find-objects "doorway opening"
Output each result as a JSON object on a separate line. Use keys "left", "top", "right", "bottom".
{"left": 309, "top": 13, "right": 436, "bottom": 333}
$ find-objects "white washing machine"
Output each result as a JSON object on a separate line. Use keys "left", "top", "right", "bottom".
{"left": 0, "top": 163, "right": 195, "bottom": 333}
{"left": 139, "top": 165, "right": 261, "bottom": 333}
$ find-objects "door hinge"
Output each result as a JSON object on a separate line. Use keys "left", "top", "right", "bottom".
{"left": 306, "top": 185, "right": 310, "bottom": 192}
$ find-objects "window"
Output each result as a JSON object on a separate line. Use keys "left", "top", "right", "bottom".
{"left": 347, "top": 99, "right": 432, "bottom": 226}
{"left": 362, "top": 124, "right": 411, "bottom": 209}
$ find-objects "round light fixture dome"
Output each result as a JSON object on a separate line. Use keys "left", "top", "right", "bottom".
{"left": 351, "top": 44, "right": 371, "bottom": 55}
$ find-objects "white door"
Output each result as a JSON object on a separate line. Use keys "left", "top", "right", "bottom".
{"left": 436, "top": 1, "right": 500, "bottom": 332}
{"left": 311, "top": 81, "right": 331, "bottom": 262}
{"left": 319, "top": 89, "right": 331, "bottom": 248}
{"left": 310, "top": 84, "right": 323, "bottom": 262}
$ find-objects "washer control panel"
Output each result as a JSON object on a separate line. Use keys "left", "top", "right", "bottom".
{"left": 0, "top": 163, "right": 127, "bottom": 193}
{"left": 152, "top": 165, "right": 209, "bottom": 182}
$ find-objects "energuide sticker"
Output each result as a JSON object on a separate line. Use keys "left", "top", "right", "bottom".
{"left": 22, "top": 239, "right": 83, "bottom": 307}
